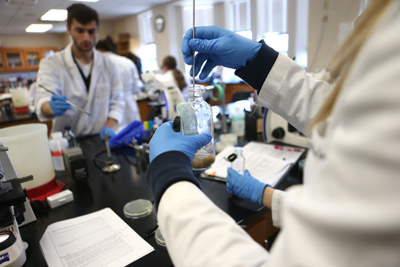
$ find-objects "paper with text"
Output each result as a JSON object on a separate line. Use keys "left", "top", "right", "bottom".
{"left": 39, "top": 208, "right": 154, "bottom": 267}
{"left": 204, "top": 142, "right": 304, "bottom": 186}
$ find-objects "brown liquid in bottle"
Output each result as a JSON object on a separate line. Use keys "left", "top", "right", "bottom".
{"left": 192, "top": 154, "right": 216, "bottom": 169}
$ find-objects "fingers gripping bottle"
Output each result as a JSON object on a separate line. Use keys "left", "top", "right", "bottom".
{"left": 180, "top": 85, "right": 215, "bottom": 170}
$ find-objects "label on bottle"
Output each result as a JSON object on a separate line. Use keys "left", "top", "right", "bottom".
{"left": 232, "top": 120, "right": 245, "bottom": 136}
{"left": 51, "top": 150, "right": 63, "bottom": 157}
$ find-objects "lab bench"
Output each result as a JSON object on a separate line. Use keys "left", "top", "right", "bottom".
{"left": 18, "top": 135, "right": 303, "bottom": 266}
{"left": 0, "top": 108, "right": 52, "bottom": 137}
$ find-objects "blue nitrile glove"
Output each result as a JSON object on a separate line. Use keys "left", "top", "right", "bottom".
{"left": 226, "top": 167, "right": 268, "bottom": 205}
{"left": 48, "top": 95, "right": 71, "bottom": 116}
{"left": 181, "top": 26, "right": 262, "bottom": 80}
{"left": 100, "top": 127, "right": 116, "bottom": 140}
{"left": 149, "top": 121, "right": 212, "bottom": 163}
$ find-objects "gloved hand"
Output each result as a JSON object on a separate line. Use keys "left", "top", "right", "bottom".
{"left": 49, "top": 95, "right": 71, "bottom": 116}
{"left": 100, "top": 127, "right": 116, "bottom": 140}
{"left": 181, "top": 26, "right": 261, "bottom": 80}
{"left": 149, "top": 121, "right": 212, "bottom": 163}
{"left": 226, "top": 167, "right": 268, "bottom": 205}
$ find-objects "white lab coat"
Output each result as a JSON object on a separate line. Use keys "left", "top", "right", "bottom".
{"left": 35, "top": 43, "right": 125, "bottom": 137}
{"left": 103, "top": 52, "right": 142, "bottom": 133}
{"left": 157, "top": 1, "right": 400, "bottom": 266}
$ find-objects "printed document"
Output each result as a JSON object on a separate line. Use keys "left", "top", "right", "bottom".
{"left": 39, "top": 208, "right": 154, "bottom": 267}
{"left": 203, "top": 142, "right": 304, "bottom": 186}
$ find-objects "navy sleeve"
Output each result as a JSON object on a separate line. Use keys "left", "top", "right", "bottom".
{"left": 235, "top": 40, "right": 279, "bottom": 93}
{"left": 146, "top": 151, "right": 201, "bottom": 211}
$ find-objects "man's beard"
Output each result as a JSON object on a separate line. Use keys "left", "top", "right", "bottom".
{"left": 73, "top": 38, "right": 93, "bottom": 52}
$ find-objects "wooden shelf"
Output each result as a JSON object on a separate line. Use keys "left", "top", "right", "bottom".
{"left": 0, "top": 47, "right": 57, "bottom": 73}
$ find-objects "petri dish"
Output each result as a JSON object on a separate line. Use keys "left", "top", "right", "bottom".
{"left": 123, "top": 199, "right": 153, "bottom": 219}
{"left": 155, "top": 227, "right": 166, "bottom": 247}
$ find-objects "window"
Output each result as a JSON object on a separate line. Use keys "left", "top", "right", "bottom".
{"left": 138, "top": 11, "right": 158, "bottom": 72}
{"left": 141, "top": 43, "right": 158, "bottom": 73}
{"left": 182, "top": 5, "right": 214, "bottom": 79}
{"left": 260, "top": 0, "right": 288, "bottom": 55}
{"left": 182, "top": 5, "right": 214, "bottom": 34}
{"left": 229, "top": 0, "right": 251, "bottom": 36}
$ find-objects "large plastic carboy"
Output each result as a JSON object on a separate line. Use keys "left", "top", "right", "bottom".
{"left": 180, "top": 84, "right": 215, "bottom": 170}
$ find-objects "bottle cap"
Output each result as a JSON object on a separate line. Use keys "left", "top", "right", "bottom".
{"left": 173, "top": 116, "right": 181, "bottom": 132}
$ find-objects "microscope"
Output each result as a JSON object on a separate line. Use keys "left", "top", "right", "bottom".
{"left": 141, "top": 72, "right": 185, "bottom": 121}
{"left": 0, "top": 144, "right": 36, "bottom": 267}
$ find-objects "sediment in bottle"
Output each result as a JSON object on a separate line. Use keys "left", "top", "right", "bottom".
{"left": 192, "top": 154, "right": 216, "bottom": 169}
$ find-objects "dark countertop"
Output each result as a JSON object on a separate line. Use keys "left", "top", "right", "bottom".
{"left": 0, "top": 107, "right": 36, "bottom": 126}
{"left": 19, "top": 135, "right": 303, "bottom": 267}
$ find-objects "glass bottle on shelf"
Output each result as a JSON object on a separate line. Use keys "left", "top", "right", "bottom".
{"left": 180, "top": 84, "right": 215, "bottom": 170}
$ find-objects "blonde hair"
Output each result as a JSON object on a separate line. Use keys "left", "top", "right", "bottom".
{"left": 310, "top": 0, "right": 392, "bottom": 129}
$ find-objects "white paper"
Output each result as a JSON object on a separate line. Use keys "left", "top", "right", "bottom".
{"left": 39, "top": 208, "right": 154, "bottom": 267}
{"left": 204, "top": 142, "right": 304, "bottom": 186}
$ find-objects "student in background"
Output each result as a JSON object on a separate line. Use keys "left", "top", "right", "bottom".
{"left": 160, "top": 55, "right": 189, "bottom": 101}
{"left": 96, "top": 36, "right": 142, "bottom": 133}
{"left": 35, "top": 4, "right": 124, "bottom": 139}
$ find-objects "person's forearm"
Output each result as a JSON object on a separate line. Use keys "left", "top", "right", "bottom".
{"left": 41, "top": 102, "right": 55, "bottom": 118}
{"left": 105, "top": 118, "right": 118, "bottom": 129}
{"left": 261, "top": 186, "right": 275, "bottom": 209}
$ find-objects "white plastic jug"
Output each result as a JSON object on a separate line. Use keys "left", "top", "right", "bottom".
{"left": 0, "top": 124, "right": 55, "bottom": 190}
{"left": 10, "top": 87, "right": 30, "bottom": 112}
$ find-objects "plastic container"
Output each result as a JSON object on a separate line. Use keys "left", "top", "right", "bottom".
{"left": 10, "top": 87, "right": 30, "bottom": 113}
{"left": 49, "top": 132, "right": 68, "bottom": 171}
{"left": 180, "top": 84, "right": 215, "bottom": 170}
{"left": 232, "top": 147, "right": 245, "bottom": 175}
{"left": 0, "top": 124, "right": 55, "bottom": 191}
{"left": 63, "top": 126, "right": 77, "bottom": 148}
{"left": 231, "top": 106, "right": 245, "bottom": 137}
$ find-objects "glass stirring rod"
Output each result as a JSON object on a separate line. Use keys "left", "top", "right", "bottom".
{"left": 192, "top": 0, "right": 196, "bottom": 86}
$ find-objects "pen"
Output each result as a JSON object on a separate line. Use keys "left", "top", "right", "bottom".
{"left": 38, "top": 84, "right": 91, "bottom": 116}
{"left": 144, "top": 224, "right": 159, "bottom": 238}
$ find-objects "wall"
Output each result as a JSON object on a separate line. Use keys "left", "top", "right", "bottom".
{"left": 112, "top": 15, "right": 141, "bottom": 54}
{"left": 307, "top": 0, "right": 360, "bottom": 71}
{"left": 152, "top": 2, "right": 172, "bottom": 67}
{"left": 0, "top": 34, "right": 66, "bottom": 49}
{"left": 0, "top": 20, "right": 120, "bottom": 50}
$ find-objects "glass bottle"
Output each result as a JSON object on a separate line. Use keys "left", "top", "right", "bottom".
{"left": 63, "top": 126, "right": 77, "bottom": 148}
{"left": 231, "top": 147, "right": 245, "bottom": 175}
{"left": 180, "top": 84, "right": 215, "bottom": 170}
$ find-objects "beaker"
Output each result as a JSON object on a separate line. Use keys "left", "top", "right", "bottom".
{"left": 180, "top": 84, "right": 215, "bottom": 170}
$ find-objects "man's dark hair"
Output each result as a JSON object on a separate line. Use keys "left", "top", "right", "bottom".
{"left": 162, "top": 56, "right": 177, "bottom": 70}
{"left": 96, "top": 36, "right": 118, "bottom": 54}
{"left": 67, "top": 4, "right": 99, "bottom": 27}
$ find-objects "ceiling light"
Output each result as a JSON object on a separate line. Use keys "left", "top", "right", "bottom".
{"left": 26, "top": 24, "right": 53, "bottom": 33}
{"left": 41, "top": 9, "right": 67, "bottom": 21}
{"left": 69, "top": 0, "right": 100, "bottom": 2}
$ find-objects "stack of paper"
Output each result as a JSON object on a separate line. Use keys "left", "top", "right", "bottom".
{"left": 40, "top": 208, "right": 154, "bottom": 267}
{"left": 203, "top": 142, "right": 304, "bottom": 187}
